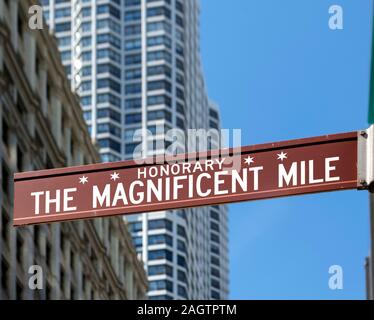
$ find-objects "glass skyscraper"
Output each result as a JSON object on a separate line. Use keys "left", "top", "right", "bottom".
{"left": 42, "top": 0, "right": 229, "bottom": 300}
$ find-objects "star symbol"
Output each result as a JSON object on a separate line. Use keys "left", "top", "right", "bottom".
{"left": 244, "top": 156, "right": 255, "bottom": 166}
{"left": 277, "top": 152, "right": 288, "bottom": 161}
{"left": 79, "top": 176, "right": 88, "bottom": 185}
{"left": 110, "top": 172, "right": 120, "bottom": 181}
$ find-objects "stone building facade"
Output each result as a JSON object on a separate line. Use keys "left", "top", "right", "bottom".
{"left": 0, "top": 0, "right": 147, "bottom": 299}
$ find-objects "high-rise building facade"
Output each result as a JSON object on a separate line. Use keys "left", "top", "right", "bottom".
{"left": 42, "top": 0, "right": 229, "bottom": 300}
{"left": 0, "top": 0, "right": 147, "bottom": 299}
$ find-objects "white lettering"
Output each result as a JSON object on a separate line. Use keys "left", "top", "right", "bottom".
{"left": 325, "top": 157, "right": 340, "bottom": 182}
{"left": 63, "top": 188, "right": 77, "bottom": 212}
{"left": 279, "top": 163, "right": 297, "bottom": 187}
{"left": 31, "top": 191, "right": 44, "bottom": 215}
{"left": 93, "top": 184, "right": 111, "bottom": 208}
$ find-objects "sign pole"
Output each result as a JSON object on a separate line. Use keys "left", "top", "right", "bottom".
{"left": 367, "top": 1, "right": 374, "bottom": 299}
{"left": 369, "top": 125, "right": 374, "bottom": 300}
{"left": 369, "top": 192, "right": 374, "bottom": 299}
{"left": 359, "top": 125, "right": 374, "bottom": 300}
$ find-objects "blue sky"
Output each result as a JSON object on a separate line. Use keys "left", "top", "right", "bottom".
{"left": 200, "top": 0, "right": 373, "bottom": 299}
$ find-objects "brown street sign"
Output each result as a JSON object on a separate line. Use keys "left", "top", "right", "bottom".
{"left": 13, "top": 131, "right": 359, "bottom": 226}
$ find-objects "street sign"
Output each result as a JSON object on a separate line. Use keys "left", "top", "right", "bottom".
{"left": 14, "top": 131, "right": 359, "bottom": 226}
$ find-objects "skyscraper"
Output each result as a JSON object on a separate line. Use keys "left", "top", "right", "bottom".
{"left": 42, "top": 0, "right": 229, "bottom": 300}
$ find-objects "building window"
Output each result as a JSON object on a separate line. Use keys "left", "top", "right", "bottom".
{"left": 148, "top": 250, "right": 173, "bottom": 262}
{"left": 147, "top": 21, "right": 171, "bottom": 33}
{"left": 132, "top": 236, "right": 143, "bottom": 248}
{"left": 176, "top": 15, "right": 184, "bottom": 28}
{"left": 97, "top": 123, "right": 121, "bottom": 138}
{"left": 1, "top": 162, "right": 10, "bottom": 196}
{"left": 178, "top": 285, "right": 188, "bottom": 299}
{"left": 97, "top": 4, "right": 120, "bottom": 19}
{"left": 97, "top": 109, "right": 121, "bottom": 123}
{"left": 97, "top": 48, "right": 121, "bottom": 63}
{"left": 97, "top": 34, "right": 121, "bottom": 49}
{"left": 125, "top": 113, "right": 142, "bottom": 125}
{"left": 125, "top": 128, "right": 141, "bottom": 140}
{"left": 211, "top": 267, "right": 220, "bottom": 278}
{"left": 58, "top": 36, "right": 71, "bottom": 47}
{"left": 82, "top": 97, "right": 92, "bottom": 108}
{"left": 125, "top": 143, "right": 140, "bottom": 155}
{"left": 211, "top": 244, "right": 220, "bottom": 255}
{"left": 177, "top": 255, "right": 187, "bottom": 269}
{"left": 97, "top": 93, "right": 121, "bottom": 107}
{"left": 210, "top": 233, "right": 220, "bottom": 244}
{"left": 60, "top": 50, "right": 71, "bottom": 61}
{"left": 148, "top": 234, "right": 173, "bottom": 246}
{"left": 176, "top": 59, "right": 184, "bottom": 71}
{"left": 177, "top": 225, "right": 187, "bottom": 239}
{"left": 81, "top": 7, "right": 91, "bottom": 17}
{"left": 80, "top": 36, "right": 92, "bottom": 47}
{"left": 125, "top": 83, "right": 142, "bottom": 95}
{"left": 125, "top": 68, "right": 142, "bottom": 80}
{"left": 211, "top": 290, "right": 220, "bottom": 300}
{"left": 211, "top": 256, "right": 220, "bottom": 267}
{"left": 177, "top": 118, "right": 185, "bottom": 130}
{"left": 149, "top": 295, "right": 173, "bottom": 300}
{"left": 147, "top": 80, "right": 171, "bottom": 93}
{"left": 80, "top": 80, "right": 92, "bottom": 91}
{"left": 125, "top": 0, "right": 141, "bottom": 6}
{"left": 125, "top": 54, "right": 142, "bottom": 65}
{"left": 147, "top": 35, "right": 171, "bottom": 48}
{"left": 125, "top": 24, "right": 141, "bottom": 36}
{"left": 177, "top": 240, "right": 187, "bottom": 254}
{"left": 148, "top": 265, "right": 173, "bottom": 277}
{"left": 101, "top": 153, "right": 121, "bottom": 163}
{"left": 125, "top": 38, "right": 141, "bottom": 51}
{"left": 98, "top": 139, "right": 121, "bottom": 153}
{"left": 97, "top": 79, "right": 121, "bottom": 93}
{"left": 176, "top": 1, "right": 184, "bottom": 13}
{"left": 211, "top": 279, "right": 220, "bottom": 290}
{"left": 210, "top": 210, "right": 220, "bottom": 221}
{"left": 1, "top": 209, "right": 9, "bottom": 242}
{"left": 80, "top": 66, "right": 92, "bottom": 77}
{"left": 147, "top": 65, "right": 171, "bottom": 78}
{"left": 97, "top": 19, "right": 121, "bottom": 33}
{"left": 125, "top": 98, "right": 142, "bottom": 109}
{"left": 125, "top": 10, "right": 141, "bottom": 22}
{"left": 147, "top": 110, "right": 172, "bottom": 122}
{"left": 128, "top": 221, "right": 142, "bottom": 232}
{"left": 147, "top": 7, "right": 171, "bottom": 19}
{"left": 82, "top": 51, "right": 92, "bottom": 61}
{"left": 149, "top": 280, "right": 173, "bottom": 292}
{"left": 210, "top": 221, "right": 220, "bottom": 233}
{"left": 148, "top": 219, "right": 173, "bottom": 231}
{"left": 16, "top": 234, "right": 23, "bottom": 264}
{"left": 147, "top": 50, "right": 172, "bottom": 63}
{"left": 2, "top": 118, "right": 9, "bottom": 152}
{"left": 81, "top": 21, "right": 91, "bottom": 32}
{"left": 55, "top": 22, "right": 71, "bottom": 32}
{"left": 147, "top": 95, "right": 171, "bottom": 107}
{"left": 177, "top": 270, "right": 187, "bottom": 284}
{"left": 176, "top": 88, "right": 184, "bottom": 100}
